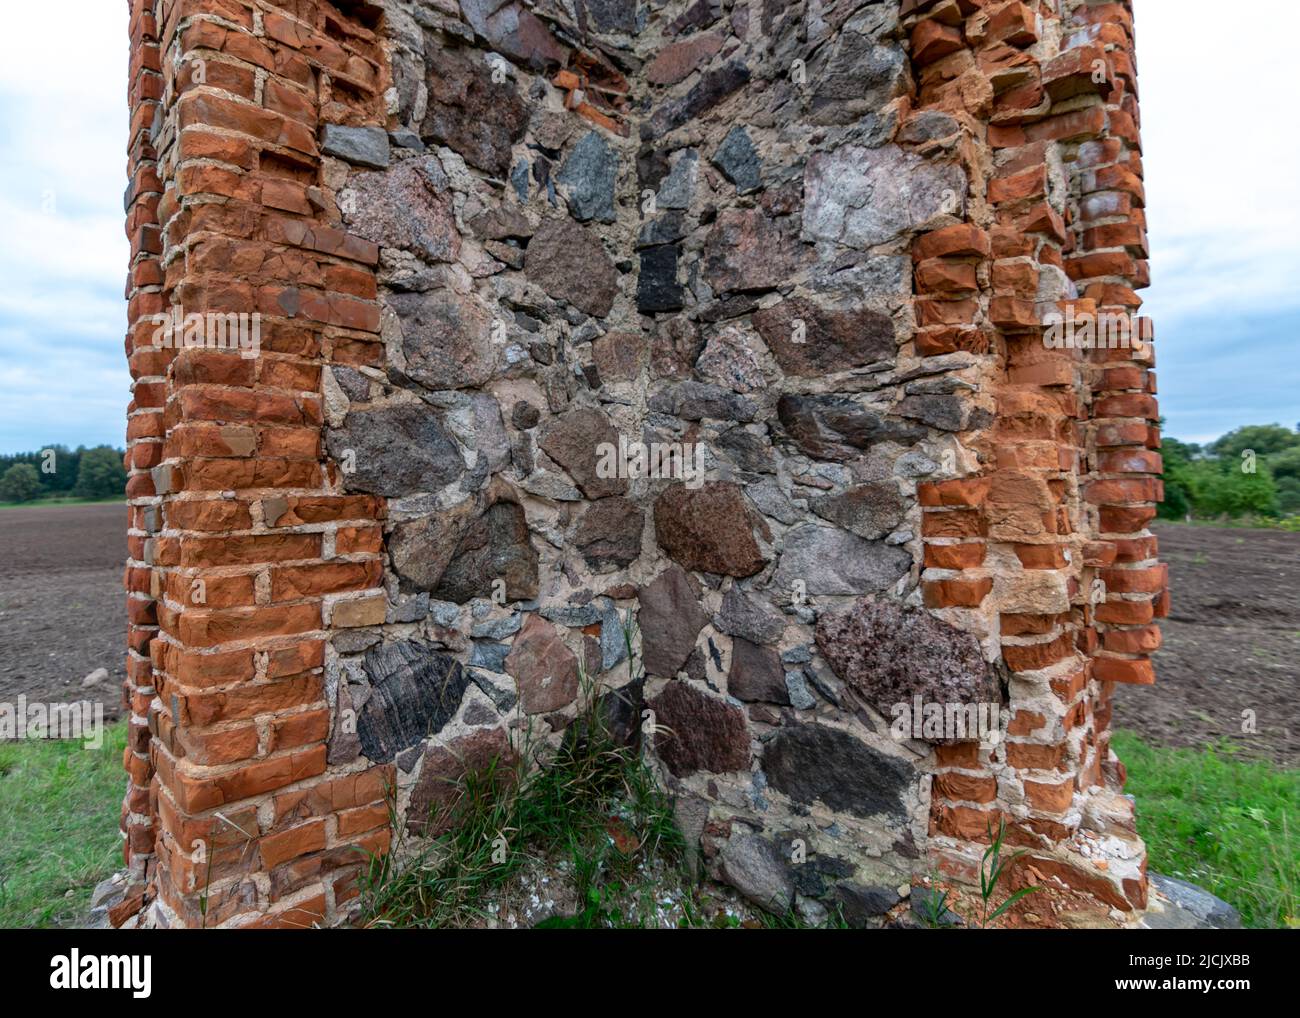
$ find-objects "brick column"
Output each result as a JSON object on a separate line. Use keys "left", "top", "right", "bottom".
{"left": 906, "top": 0, "right": 1153, "bottom": 913}
{"left": 120, "top": 0, "right": 394, "bottom": 928}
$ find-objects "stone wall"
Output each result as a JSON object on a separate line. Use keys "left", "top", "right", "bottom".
{"left": 120, "top": 0, "right": 1162, "bottom": 928}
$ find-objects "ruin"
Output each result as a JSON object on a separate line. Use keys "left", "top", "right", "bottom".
{"left": 119, "top": 0, "right": 1163, "bottom": 927}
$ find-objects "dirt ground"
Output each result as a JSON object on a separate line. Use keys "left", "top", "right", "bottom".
{"left": 0, "top": 506, "right": 1296, "bottom": 764}
{"left": 1114, "top": 522, "right": 1300, "bottom": 767}
{"left": 0, "top": 503, "right": 127, "bottom": 722}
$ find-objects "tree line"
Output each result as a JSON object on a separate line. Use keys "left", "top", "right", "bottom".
{"left": 0, "top": 445, "right": 128, "bottom": 503}
{"left": 1160, "top": 423, "right": 1300, "bottom": 522}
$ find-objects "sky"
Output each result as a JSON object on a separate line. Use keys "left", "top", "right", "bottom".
{"left": 0, "top": 0, "right": 1294, "bottom": 454}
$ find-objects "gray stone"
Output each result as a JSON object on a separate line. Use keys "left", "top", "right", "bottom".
{"left": 803, "top": 145, "right": 966, "bottom": 249}
{"left": 785, "top": 669, "right": 816, "bottom": 710}
{"left": 388, "top": 593, "right": 430, "bottom": 623}
{"left": 772, "top": 525, "right": 912, "bottom": 596}
{"left": 328, "top": 679, "right": 362, "bottom": 765}
{"left": 557, "top": 131, "right": 618, "bottom": 223}
{"left": 695, "top": 325, "right": 766, "bottom": 394}
{"left": 470, "top": 641, "right": 510, "bottom": 672}
{"left": 1145, "top": 874, "right": 1243, "bottom": 930}
{"left": 728, "top": 637, "right": 790, "bottom": 704}
{"left": 357, "top": 641, "right": 471, "bottom": 762}
{"left": 718, "top": 832, "right": 794, "bottom": 913}
{"left": 341, "top": 157, "right": 458, "bottom": 261}
{"left": 657, "top": 149, "right": 698, "bottom": 208}
{"left": 326, "top": 402, "right": 464, "bottom": 496}
{"left": 469, "top": 668, "right": 518, "bottom": 713}
{"left": 777, "top": 394, "right": 926, "bottom": 462}
{"left": 390, "top": 290, "right": 495, "bottom": 390}
{"left": 321, "top": 124, "right": 390, "bottom": 168}
{"left": 471, "top": 613, "right": 523, "bottom": 640}
{"left": 639, "top": 564, "right": 708, "bottom": 677}
{"left": 575, "top": 496, "right": 645, "bottom": 570}
{"left": 812, "top": 38, "right": 909, "bottom": 124}
{"left": 649, "top": 680, "right": 751, "bottom": 777}
{"left": 711, "top": 126, "right": 762, "bottom": 193}
{"left": 525, "top": 218, "right": 620, "bottom": 317}
{"left": 764, "top": 723, "right": 913, "bottom": 820}
{"left": 810, "top": 483, "right": 907, "bottom": 541}
{"left": 600, "top": 605, "right": 629, "bottom": 670}
{"left": 648, "top": 380, "right": 757, "bottom": 423}
{"left": 896, "top": 393, "right": 969, "bottom": 431}
{"left": 637, "top": 211, "right": 687, "bottom": 248}
{"left": 714, "top": 585, "right": 785, "bottom": 645}
{"left": 814, "top": 599, "right": 997, "bottom": 738}
{"left": 540, "top": 603, "right": 603, "bottom": 627}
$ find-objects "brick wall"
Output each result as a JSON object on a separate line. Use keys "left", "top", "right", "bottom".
{"left": 120, "top": 0, "right": 1161, "bottom": 928}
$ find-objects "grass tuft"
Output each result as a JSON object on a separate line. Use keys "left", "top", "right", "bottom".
{"left": 0, "top": 723, "right": 128, "bottom": 927}
{"left": 1113, "top": 730, "right": 1298, "bottom": 928}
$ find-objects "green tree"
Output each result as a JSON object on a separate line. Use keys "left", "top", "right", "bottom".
{"left": 0, "top": 463, "right": 43, "bottom": 502}
{"left": 73, "top": 446, "right": 127, "bottom": 499}
{"left": 1209, "top": 424, "right": 1300, "bottom": 462}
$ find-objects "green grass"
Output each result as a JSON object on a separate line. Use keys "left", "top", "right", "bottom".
{"left": 0, "top": 723, "right": 128, "bottom": 927}
{"left": 0, "top": 496, "right": 124, "bottom": 510}
{"left": 1113, "top": 730, "right": 1298, "bottom": 928}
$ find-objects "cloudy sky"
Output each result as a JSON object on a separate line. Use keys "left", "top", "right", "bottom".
{"left": 0, "top": 0, "right": 1294, "bottom": 454}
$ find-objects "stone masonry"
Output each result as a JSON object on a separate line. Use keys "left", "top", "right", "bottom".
{"left": 121, "top": 0, "right": 1162, "bottom": 927}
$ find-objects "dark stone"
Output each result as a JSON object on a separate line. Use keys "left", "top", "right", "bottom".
{"left": 752, "top": 298, "right": 895, "bottom": 376}
{"left": 538, "top": 406, "right": 628, "bottom": 498}
{"left": 643, "top": 61, "right": 751, "bottom": 140}
{"left": 647, "top": 380, "right": 757, "bottom": 422}
{"left": 639, "top": 564, "right": 708, "bottom": 677}
{"left": 703, "top": 208, "right": 805, "bottom": 293}
{"left": 637, "top": 211, "right": 687, "bottom": 248}
{"left": 575, "top": 496, "right": 645, "bottom": 570}
{"left": 505, "top": 614, "right": 579, "bottom": 714}
{"left": 763, "top": 723, "right": 913, "bottom": 820}
{"left": 320, "top": 124, "right": 390, "bottom": 168}
{"left": 326, "top": 403, "right": 464, "bottom": 496}
{"left": 432, "top": 500, "right": 540, "bottom": 604}
{"left": 390, "top": 290, "right": 494, "bottom": 390}
{"left": 728, "top": 637, "right": 789, "bottom": 704}
{"left": 814, "top": 599, "right": 998, "bottom": 739}
{"left": 407, "top": 727, "right": 516, "bottom": 835}
{"left": 896, "top": 393, "right": 969, "bottom": 431}
{"left": 812, "top": 37, "right": 909, "bottom": 124}
{"left": 467, "top": 205, "right": 534, "bottom": 240}
{"left": 585, "top": 0, "right": 640, "bottom": 33}
{"left": 557, "top": 131, "right": 618, "bottom": 223}
{"left": 834, "top": 884, "right": 904, "bottom": 928}
{"left": 711, "top": 126, "right": 761, "bottom": 193}
{"left": 654, "top": 481, "right": 768, "bottom": 577}
{"left": 777, "top": 394, "right": 926, "bottom": 461}
{"left": 525, "top": 217, "right": 620, "bottom": 317}
{"left": 716, "top": 427, "right": 775, "bottom": 473}
{"left": 637, "top": 245, "right": 684, "bottom": 312}
{"left": 421, "top": 44, "right": 529, "bottom": 176}
{"left": 357, "top": 641, "right": 471, "bottom": 762}
{"left": 809, "top": 483, "right": 907, "bottom": 540}
{"left": 511, "top": 401, "right": 541, "bottom": 429}
{"left": 714, "top": 585, "right": 785, "bottom": 644}
{"left": 649, "top": 681, "right": 751, "bottom": 777}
